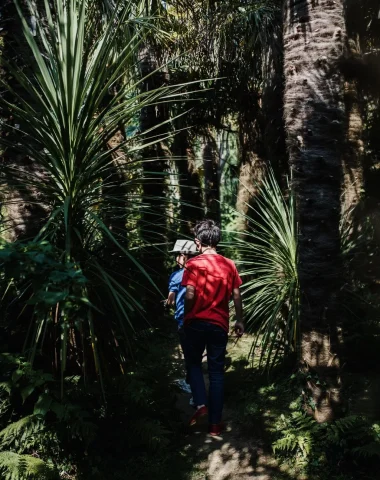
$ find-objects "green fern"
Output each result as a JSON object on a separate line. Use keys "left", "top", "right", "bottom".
{"left": 129, "top": 418, "right": 170, "bottom": 451}
{"left": 273, "top": 433, "right": 299, "bottom": 453}
{"left": 273, "top": 412, "right": 319, "bottom": 458}
{"left": 273, "top": 410, "right": 380, "bottom": 474}
{"left": 352, "top": 442, "right": 380, "bottom": 458}
{"left": 0, "top": 415, "right": 45, "bottom": 451}
{"left": 290, "top": 411, "right": 318, "bottom": 430}
{"left": 325, "top": 416, "right": 373, "bottom": 446}
{"left": 69, "top": 419, "right": 98, "bottom": 447}
{"left": 0, "top": 451, "right": 57, "bottom": 480}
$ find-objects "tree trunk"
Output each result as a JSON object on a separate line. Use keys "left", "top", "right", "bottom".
{"left": 283, "top": 0, "right": 346, "bottom": 421}
{"left": 235, "top": 117, "right": 266, "bottom": 231}
{"left": 172, "top": 128, "right": 204, "bottom": 235}
{"left": 202, "top": 132, "right": 220, "bottom": 223}
{"left": 342, "top": 77, "right": 364, "bottom": 210}
{"left": 139, "top": 46, "right": 169, "bottom": 280}
{"left": 0, "top": 0, "right": 47, "bottom": 240}
{"left": 340, "top": 78, "right": 365, "bottom": 251}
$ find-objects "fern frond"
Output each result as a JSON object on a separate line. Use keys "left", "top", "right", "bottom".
{"left": 333, "top": 415, "right": 360, "bottom": 432}
{"left": 297, "top": 433, "right": 312, "bottom": 456}
{"left": 273, "top": 433, "right": 298, "bottom": 453}
{"left": 291, "top": 411, "right": 318, "bottom": 431}
{"left": 69, "top": 419, "right": 98, "bottom": 446}
{"left": 129, "top": 418, "right": 170, "bottom": 451}
{"left": 0, "top": 415, "right": 45, "bottom": 451}
{"left": 352, "top": 442, "right": 380, "bottom": 458}
{"left": 0, "top": 451, "right": 56, "bottom": 479}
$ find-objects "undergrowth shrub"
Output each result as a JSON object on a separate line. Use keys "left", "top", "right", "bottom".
{"left": 0, "top": 240, "right": 180, "bottom": 478}
{"left": 273, "top": 412, "right": 380, "bottom": 475}
{"left": 0, "top": 329, "right": 180, "bottom": 479}
{"left": 232, "top": 372, "right": 380, "bottom": 479}
{"left": 0, "top": 352, "right": 97, "bottom": 478}
{"left": 0, "top": 451, "right": 56, "bottom": 480}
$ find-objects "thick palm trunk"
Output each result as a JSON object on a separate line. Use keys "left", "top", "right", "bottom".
{"left": 202, "top": 133, "right": 220, "bottom": 223}
{"left": 342, "top": 78, "right": 364, "bottom": 219}
{"left": 139, "top": 47, "right": 169, "bottom": 279}
{"left": 283, "top": 0, "right": 346, "bottom": 421}
{"left": 235, "top": 117, "right": 265, "bottom": 231}
{"left": 235, "top": 46, "right": 285, "bottom": 232}
{"left": 172, "top": 129, "right": 204, "bottom": 234}
{"left": 1, "top": 0, "right": 46, "bottom": 240}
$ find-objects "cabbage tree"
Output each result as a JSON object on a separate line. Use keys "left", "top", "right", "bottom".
{"left": 0, "top": 0, "right": 189, "bottom": 392}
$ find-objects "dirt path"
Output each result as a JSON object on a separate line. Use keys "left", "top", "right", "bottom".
{"left": 173, "top": 336, "right": 289, "bottom": 480}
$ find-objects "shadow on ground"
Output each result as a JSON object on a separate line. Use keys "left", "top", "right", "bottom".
{"left": 170, "top": 335, "right": 297, "bottom": 480}
{"left": 88, "top": 322, "right": 298, "bottom": 480}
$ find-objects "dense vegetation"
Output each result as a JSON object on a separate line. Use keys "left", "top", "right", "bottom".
{"left": 1, "top": 0, "right": 380, "bottom": 478}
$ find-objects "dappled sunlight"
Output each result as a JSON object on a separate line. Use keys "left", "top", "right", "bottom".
{"left": 171, "top": 333, "right": 299, "bottom": 480}
{"left": 1, "top": 0, "right": 380, "bottom": 478}
{"left": 199, "top": 437, "right": 283, "bottom": 480}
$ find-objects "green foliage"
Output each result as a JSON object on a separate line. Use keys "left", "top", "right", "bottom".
{"left": 231, "top": 169, "right": 299, "bottom": 370}
{"left": 231, "top": 372, "right": 380, "bottom": 479}
{"left": 0, "top": 452, "right": 57, "bottom": 480}
{"left": 0, "top": 240, "right": 92, "bottom": 393}
{"left": 0, "top": 239, "right": 88, "bottom": 313}
{"left": 0, "top": 415, "right": 45, "bottom": 451}
{"left": 0, "top": 324, "right": 180, "bottom": 477}
{"left": 0, "top": 0, "right": 192, "bottom": 388}
{"left": 273, "top": 411, "right": 380, "bottom": 474}
{"left": 0, "top": 350, "right": 98, "bottom": 475}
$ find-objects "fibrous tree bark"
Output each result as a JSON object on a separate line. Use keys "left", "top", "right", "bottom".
{"left": 139, "top": 46, "right": 170, "bottom": 279}
{"left": 341, "top": 39, "right": 365, "bottom": 226}
{"left": 172, "top": 128, "right": 204, "bottom": 235}
{"left": 283, "top": 0, "right": 347, "bottom": 421}
{"left": 202, "top": 132, "right": 220, "bottom": 223}
{"left": 235, "top": 113, "right": 266, "bottom": 232}
{"left": 0, "top": 0, "right": 46, "bottom": 240}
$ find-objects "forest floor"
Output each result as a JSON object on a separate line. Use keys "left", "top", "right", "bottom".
{"left": 169, "top": 333, "right": 296, "bottom": 480}
{"left": 97, "top": 320, "right": 380, "bottom": 480}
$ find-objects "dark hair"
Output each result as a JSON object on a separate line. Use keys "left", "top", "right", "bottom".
{"left": 193, "top": 219, "right": 221, "bottom": 247}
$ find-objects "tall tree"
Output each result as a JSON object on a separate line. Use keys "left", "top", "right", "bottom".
{"left": 0, "top": 0, "right": 47, "bottom": 240}
{"left": 167, "top": 0, "right": 283, "bottom": 231}
{"left": 0, "top": 0, "right": 183, "bottom": 385}
{"left": 283, "top": 0, "right": 346, "bottom": 421}
{"left": 202, "top": 132, "right": 220, "bottom": 222}
{"left": 138, "top": 1, "right": 172, "bottom": 281}
{"left": 171, "top": 127, "right": 204, "bottom": 234}
{"left": 341, "top": 0, "right": 380, "bottom": 229}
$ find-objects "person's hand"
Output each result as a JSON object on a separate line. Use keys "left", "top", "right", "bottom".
{"left": 234, "top": 321, "right": 245, "bottom": 337}
{"left": 166, "top": 292, "right": 175, "bottom": 306}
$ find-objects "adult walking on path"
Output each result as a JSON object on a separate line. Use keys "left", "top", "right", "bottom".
{"left": 182, "top": 219, "right": 244, "bottom": 436}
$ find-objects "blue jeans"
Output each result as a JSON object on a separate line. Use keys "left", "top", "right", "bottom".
{"left": 184, "top": 320, "right": 228, "bottom": 425}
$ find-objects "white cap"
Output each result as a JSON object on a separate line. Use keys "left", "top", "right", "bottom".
{"left": 169, "top": 239, "right": 198, "bottom": 255}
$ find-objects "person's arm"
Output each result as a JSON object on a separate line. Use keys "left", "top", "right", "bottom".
{"left": 167, "top": 272, "right": 179, "bottom": 306}
{"left": 232, "top": 287, "right": 245, "bottom": 336}
{"left": 167, "top": 291, "right": 176, "bottom": 305}
{"left": 184, "top": 285, "right": 196, "bottom": 317}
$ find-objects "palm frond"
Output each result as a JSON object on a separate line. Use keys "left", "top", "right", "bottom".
{"left": 0, "top": 0, "right": 195, "bottom": 390}
{"left": 230, "top": 168, "right": 299, "bottom": 371}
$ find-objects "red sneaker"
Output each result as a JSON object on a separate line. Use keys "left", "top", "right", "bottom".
{"left": 209, "top": 423, "right": 223, "bottom": 436}
{"left": 189, "top": 406, "right": 208, "bottom": 426}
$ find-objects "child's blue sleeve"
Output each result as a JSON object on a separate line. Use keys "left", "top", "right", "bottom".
{"left": 168, "top": 272, "right": 179, "bottom": 293}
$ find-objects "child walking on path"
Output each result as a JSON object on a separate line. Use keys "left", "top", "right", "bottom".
{"left": 181, "top": 220, "right": 244, "bottom": 436}
{"left": 166, "top": 240, "right": 198, "bottom": 392}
